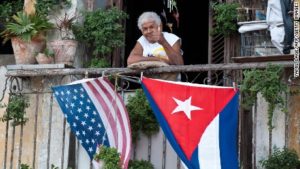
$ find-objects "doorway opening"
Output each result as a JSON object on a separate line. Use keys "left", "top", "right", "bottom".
{"left": 124, "top": 0, "right": 209, "bottom": 83}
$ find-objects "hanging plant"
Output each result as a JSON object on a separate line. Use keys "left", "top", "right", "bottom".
{"left": 72, "top": 7, "right": 128, "bottom": 65}
{"left": 126, "top": 89, "right": 159, "bottom": 143}
{"left": 93, "top": 145, "right": 121, "bottom": 169}
{"left": 211, "top": 2, "right": 239, "bottom": 36}
{"left": 240, "top": 64, "right": 288, "bottom": 130}
{"left": 0, "top": 94, "right": 29, "bottom": 126}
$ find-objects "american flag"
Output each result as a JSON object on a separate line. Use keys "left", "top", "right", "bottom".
{"left": 52, "top": 77, "right": 132, "bottom": 168}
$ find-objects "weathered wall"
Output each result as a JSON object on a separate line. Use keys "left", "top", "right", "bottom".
{"left": 0, "top": 71, "right": 71, "bottom": 169}
{"left": 287, "top": 80, "right": 300, "bottom": 156}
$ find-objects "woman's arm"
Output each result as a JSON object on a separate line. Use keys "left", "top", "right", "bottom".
{"left": 127, "top": 42, "right": 163, "bottom": 65}
{"left": 159, "top": 38, "right": 184, "bottom": 65}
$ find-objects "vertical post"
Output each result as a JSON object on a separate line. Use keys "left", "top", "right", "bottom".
{"left": 24, "top": 0, "right": 36, "bottom": 15}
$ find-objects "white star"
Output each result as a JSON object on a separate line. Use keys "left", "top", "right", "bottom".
{"left": 86, "top": 106, "right": 91, "bottom": 111}
{"left": 172, "top": 96, "right": 203, "bottom": 120}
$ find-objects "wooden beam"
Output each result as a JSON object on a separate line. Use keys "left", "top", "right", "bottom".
{"left": 6, "top": 61, "right": 294, "bottom": 77}
{"left": 232, "top": 54, "right": 294, "bottom": 63}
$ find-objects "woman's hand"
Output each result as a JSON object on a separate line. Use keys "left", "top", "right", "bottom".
{"left": 152, "top": 26, "right": 165, "bottom": 44}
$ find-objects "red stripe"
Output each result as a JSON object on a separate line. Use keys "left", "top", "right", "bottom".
{"left": 95, "top": 79, "right": 127, "bottom": 165}
{"left": 102, "top": 78, "right": 132, "bottom": 168}
{"left": 103, "top": 78, "right": 131, "bottom": 168}
{"left": 86, "top": 81, "right": 118, "bottom": 146}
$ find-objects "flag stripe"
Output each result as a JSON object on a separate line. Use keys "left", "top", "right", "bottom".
{"left": 142, "top": 83, "right": 193, "bottom": 169}
{"left": 101, "top": 78, "right": 132, "bottom": 168}
{"left": 94, "top": 79, "right": 127, "bottom": 163}
{"left": 219, "top": 93, "right": 238, "bottom": 169}
{"left": 91, "top": 80, "right": 123, "bottom": 149}
{"left": 84, "top": 82, "right": 117, "bottom": 147}
{"left": 197, "top": 115, "right": 221, "bottom": 169}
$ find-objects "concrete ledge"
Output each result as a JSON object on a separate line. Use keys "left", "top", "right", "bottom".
{"left": 7, "top": 64, "right": 70, "bottom": 70}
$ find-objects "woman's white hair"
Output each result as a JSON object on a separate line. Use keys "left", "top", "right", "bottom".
{"left": 137, "top": 12, "right": 161, "bottom": 30}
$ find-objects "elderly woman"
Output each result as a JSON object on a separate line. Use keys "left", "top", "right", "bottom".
{"left": 127, "top": 11, "right": 184, "bottom": 66}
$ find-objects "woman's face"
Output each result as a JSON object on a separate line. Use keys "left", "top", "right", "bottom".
{"left": 141, "top": 20, "right": 161, "bottom": 43}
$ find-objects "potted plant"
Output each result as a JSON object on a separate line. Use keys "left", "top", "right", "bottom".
{"left": 0, "top": 11, "right": 53, "bottom": 64}
{"left": 260, "top": 147, "right": 300, "bottom": 169}
{"left": 128, "top": 159, "right": 154, "bottom": 169}
{"left": 35, "top": 47, "right": 55, "bottom": 64}
{"left": 93, "top": 145, "right": 121, "bottom": 169}
{"left": 48, "top": 12, "right": 78, "bottom": 66}
{"left": 72, "top": 7, "right": 128, "bottom": 67}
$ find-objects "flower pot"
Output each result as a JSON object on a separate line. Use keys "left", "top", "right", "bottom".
{"left": 49, "top": 40, "right": 78, "bottom": 66}
{"left": 11, "top": 37, "right": 46, "bottom": 64}
{"left": 35, "top": 53, "right": 54, "bottom": 64}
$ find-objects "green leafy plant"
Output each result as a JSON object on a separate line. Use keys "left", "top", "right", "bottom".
{"left": 128, "top": 159, "right": 154, "bottom": 169}
{"left": 126, "top": 89, "right": 159, "bottom": 143}
{"left": 0, "top": 0, "right": 23, "bottom": 27}
{"left": 0, "top": 94, "right": 30, "bottom": 126}
{"left": 20, "top": 164, "right": 32, "bottom": 169}
{"left": 89, "top": 58, "right": 111, "bottom": 68}
{"left": 94, "top": 145, "right": 121, "bottom": 169}
{"left": 260, "top": 147, "right": 300, "bottom": 169}
{"left": 1, "top": 11, "right": 53, "bottom": 43}
{"left": 211, "top": 2, "right": 239, "bottom": 36}
{"left": 240, "top": 64, "right": 288, "bottom": 130}
{"left": 72, "top": 7, "right": 128, "bottom": 64}
{"left": 43, "top": 48, "right": 55, "bottom": 57}
{"left": 35, "top": 0, "right": 71, "bottom": 17}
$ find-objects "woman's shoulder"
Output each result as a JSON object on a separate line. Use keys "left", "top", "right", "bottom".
{"left": 163, "top": 32, "right": 179, "bottom": 39}
{"left": 163, "top": 32, "right": 180, "bottom": 45}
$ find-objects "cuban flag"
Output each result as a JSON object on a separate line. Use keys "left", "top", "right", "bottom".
{"left": 141, "top": 77, "right": 239, "bottom": 169}
{"left": 52, "top": 77, "right": 132, "bottom": 169}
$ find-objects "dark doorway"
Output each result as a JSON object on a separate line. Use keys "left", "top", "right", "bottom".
{"left": 0, "top": 23, "right": 13, "bottom": 54}
{"left": 0, "top": 0, "right": 14, "bottom": 54}
{"left": 124, "top": 0, "right": 209, "bottom": 83}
